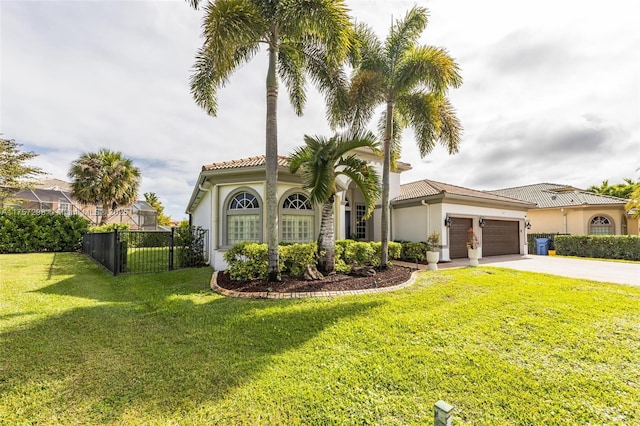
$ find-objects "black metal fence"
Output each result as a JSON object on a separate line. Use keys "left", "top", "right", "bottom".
{"left": 82, "top": 227, "right": 209, "bottom": 275}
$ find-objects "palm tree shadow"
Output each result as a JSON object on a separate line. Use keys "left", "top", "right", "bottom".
{"left": 4, "top": 262, "right": 382, "bottom": 423}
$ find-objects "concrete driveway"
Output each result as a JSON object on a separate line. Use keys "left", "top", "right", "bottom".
{"left": 472, "top": 255, "right": 640, "bottom": 286}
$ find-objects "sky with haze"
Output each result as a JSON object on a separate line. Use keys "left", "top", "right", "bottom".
{"left": 1, "top": 0, "right": 638, "bottom": 220}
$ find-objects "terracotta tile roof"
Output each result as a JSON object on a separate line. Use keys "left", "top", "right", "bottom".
{"left": 488, "top": 183, "right": 627, "bottom": 208}
{"left": 395, "top": 179, "right": 532, "bottom": 205}
{"left": 202, "top": 155, "right": 289, "bottom": 171}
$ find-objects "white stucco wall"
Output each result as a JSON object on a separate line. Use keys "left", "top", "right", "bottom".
{"left": 196, "top": 181, "right": 319, "bottom": 271}
{"left": 392, "top": 201, "right": 529, "bottom": 261}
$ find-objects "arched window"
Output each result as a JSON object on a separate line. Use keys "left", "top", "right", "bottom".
{"left": 225, "top": 189, "right": 262, "bottom": 246}
{"left": 589, "top": 215, "right": 613, "bottom": 235}
{"left": 280, "top": 192, "right": 314, "bottom": 243}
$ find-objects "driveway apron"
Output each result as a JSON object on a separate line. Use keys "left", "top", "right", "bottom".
{"left": 477, "top": 255, "right": 640, "bottom": 286}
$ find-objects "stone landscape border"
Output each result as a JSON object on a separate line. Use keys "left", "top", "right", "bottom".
{"left": 210, "top": 269, "right": 422, "bottom": 299}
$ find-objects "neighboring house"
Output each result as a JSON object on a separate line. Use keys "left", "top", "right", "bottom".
{"left": 488, "top": 183, "right": 639, "bottom": 236}
{"left": 186, "top": 152, "right": 534, "bottom": 270}
{"left": 8, "top": 178, "right": 158, "bottom": 230}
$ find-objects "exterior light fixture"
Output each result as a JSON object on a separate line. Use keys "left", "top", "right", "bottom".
{"left": 525, "top": 220, "right": 531, "bottom": 230}
{"left": 479, "top": 217, "right": 486, "bottom": 228}
{"left": 444, "top": 215, "right": 452, "bottom": 227}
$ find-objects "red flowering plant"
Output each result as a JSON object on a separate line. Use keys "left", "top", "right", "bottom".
{"left": 466, "top": 227, "right": 479, "bottom": 249}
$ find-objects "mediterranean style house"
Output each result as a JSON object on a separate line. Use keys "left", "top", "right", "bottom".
{"left": 186, "top": 150, "right": 535, "bottom": 270}
{"left": 8, "top": 178, "right": 158, "bottom": 230}
{"left": 489, "top": 183, "right": 639, "bottom": 236}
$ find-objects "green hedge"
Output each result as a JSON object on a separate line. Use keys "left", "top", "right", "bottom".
{"left": 224, "top": 240, "right": 403, "bottom": 282}
{"left": 526, "top": 233, "right": 569, "bottom": 254}
{"left": 396, "top": 241, "right": 429, "bottom": 262}
{"left": 0, "top": 209, "right": 90, "bottom": 253}
{"left": 554, "top": 235, "right": 640, "bottom": 261}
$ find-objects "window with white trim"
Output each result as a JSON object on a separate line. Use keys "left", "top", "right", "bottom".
{"left": 355, "top": 204, "right": 367, "bottom": 239}
{"left": 281, "top": 193, "right": 314, "bottom": 243}
{"left": 226, "top": 191, "right": 262, "bottom": 245}
{"left": 589, "top": 215, "right": 613, "bottom": 235}
{"left": 58, "top": 199, "right": 70, "bottom": 216}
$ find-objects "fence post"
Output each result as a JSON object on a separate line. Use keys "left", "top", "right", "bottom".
{"left": 169, "top": 227, "right": 175, "bottom": 271}
{"left": 434, "top": 400, "right": 453, "bottom": 426}
{"left": 113, "top": 228, "right": 119, "bottom": 276}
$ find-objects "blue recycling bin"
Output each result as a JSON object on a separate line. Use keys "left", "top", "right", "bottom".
{"left": 536, "top": 238, "right": 550, "bottom": 255}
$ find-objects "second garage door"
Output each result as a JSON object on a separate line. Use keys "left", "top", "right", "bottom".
{"left": 482, "top": 220, "right": 520, "bottom": 256}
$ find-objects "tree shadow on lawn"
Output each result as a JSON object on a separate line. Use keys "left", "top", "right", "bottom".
{"left": 2, "top": 256, "right": 383, "bottom": 423}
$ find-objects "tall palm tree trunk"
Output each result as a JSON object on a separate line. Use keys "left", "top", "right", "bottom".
{"left": 266, "top": 34, "right": 281, "bottom": 282}
{"left": 317, "top": 195, "right": 335, "bottom": 274}
{"left": 100, "top": 202, "right": 109, "bottom": 225}
{"left": 380, "top": 100, "right": 394, "bottom": 268}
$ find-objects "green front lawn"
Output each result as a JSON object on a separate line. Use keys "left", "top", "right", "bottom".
{"left": 1, "top": 253, "right": 639, "bottom": 424}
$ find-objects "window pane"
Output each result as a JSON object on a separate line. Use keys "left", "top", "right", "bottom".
{"left": 282, "top": 214, "right": 313, "bottom": 243}
{"left": 283, "top": 193, "right": 311, "bottom": 210}
{"left": 227, "top": 214, "right": 260, "bottom": 245}
{"left": 230, "top": 192, "right": 258, "bottom": 209}
{"left": 355, "top": 204, "right": 366, "bottom": 239}
{"left": 590, "top": 226, "right": 611, "bottom": 235}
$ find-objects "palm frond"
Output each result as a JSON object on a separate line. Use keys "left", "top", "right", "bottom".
{"left": 186, "top": 0, "right": 200, "bottom": 9}
{"left": 190, "top": 0, "right": 265, "bottom": 116}
{"left": 397, "top": 92, "right": 461, "bottom": 157}
{"left": 385, "top": 6, "right": 428, "bottom": 71}
{"left": 300, "top": 37, "right": 350, "bottom": 128}
{"left": 278, "top": 40, "right": 307, "bottom": 115}
{"left": 353, "top": 23, "right": 387, "bottom": 73}
{"left": 288, "top": 131, "right": 381, "bottom": 210}
{"left": 395, "top": 45, "right": 462, "bottom": 95}
{"left": 280, "top": 0, "right": 354, "bottom": 66}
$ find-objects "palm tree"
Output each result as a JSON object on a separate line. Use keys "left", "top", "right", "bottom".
{"left": 289, "top": 131, "right": 380, "bottom": 274}
{"left": 188, "top": 0, "right": 353, "bottom": 282}
{"left": 68, "top": 149, "right": 141, "bottom": 225}
{"left": 332, "top": 6, "right": 463, "bottom": 268}
{"left": 144, "top": 192, "right": 171, "bottom": 226}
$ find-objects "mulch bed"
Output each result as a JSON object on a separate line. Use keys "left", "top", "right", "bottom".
{"left": 215, "top": 265, "right": 415, "bottom": 293}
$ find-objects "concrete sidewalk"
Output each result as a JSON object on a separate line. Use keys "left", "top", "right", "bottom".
{"left": 398, "top": 255, "right": 640, "bottom": 286}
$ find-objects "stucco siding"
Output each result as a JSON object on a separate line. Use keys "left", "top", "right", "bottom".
{"left": 527, "top": 207, "right": 631, "bottom": 235}
{"left": 393, "top": 205, "right": 428, "bottom": 242}
{"left": 441, "top": 203, "right": 527, "bottom": 220}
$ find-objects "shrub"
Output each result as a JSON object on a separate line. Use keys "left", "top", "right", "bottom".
{"left": 343, "top": 241, "right": 375, "bottom": 267}
{"left": 554, "top": 235, "right": 640, "bottom": 261}
{"left": 224, "top": 240, "right": 407, "bottom": 281}
{"left": 223, "top": 242, "right": 269, "bottom": 281}
{"left": 88, "top": 223, "right": 130, "bottom": 233}
{"left": 336, "top": 239, "right": 401, "bottom": 268}
{"left": 399, "top": 241, "right": 427, "bottom": 262}
{"left": 175, "top": 225, "right": 207, "bottom": 267}
{"left": 0, "top": 210, "right": 90, "bottom": 253}
{"left": 279, "top": 243, "right": 317, "bottom": 277}
{"left": 128, "top": 231, "right": 170, "bottom": 248}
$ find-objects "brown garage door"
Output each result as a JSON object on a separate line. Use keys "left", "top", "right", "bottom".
{"left": 450, "top": 217, "right": 472, "bottom": 259}
{"left": 482, "top": 220, "right": 519, "bottom": 256}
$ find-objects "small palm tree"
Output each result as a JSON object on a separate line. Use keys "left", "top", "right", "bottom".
{"left": 68, "top": 149, "right": 141, "bottom": 225}
{"left": 188, "top": 0, "right": 353, "bottom": 281}
{"left": 289, "top": 131, "right": 381, "bottom": 274}
{"left": 332, "top": 6, "right": 463, "bottom": 268}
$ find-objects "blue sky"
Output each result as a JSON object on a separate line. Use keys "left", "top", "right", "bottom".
{"left": 1, "top": 0, "right": 638, "bottom": 220}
